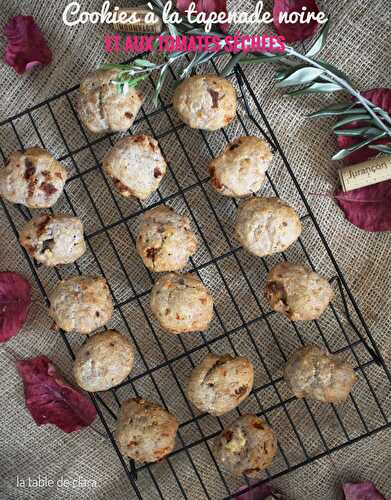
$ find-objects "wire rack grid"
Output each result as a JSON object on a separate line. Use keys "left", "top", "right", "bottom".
{"left": 1, "top": 61, "right": 391, "bottom": 500}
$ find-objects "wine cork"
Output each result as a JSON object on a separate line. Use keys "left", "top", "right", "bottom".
{"left": 113, "top": 7, "right": 162, "bottom": 34}
{"left": 338, "top": 155, "right": 391, "bottom": 192}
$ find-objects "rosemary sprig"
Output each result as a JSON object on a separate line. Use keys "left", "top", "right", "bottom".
{"left": 100, "top": 5, "right": 391, "bottom": 161}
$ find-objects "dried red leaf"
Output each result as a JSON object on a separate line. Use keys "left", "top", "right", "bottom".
{"left": 363, "top": 88, "right": 391, "bottom": 114}
{"left": 343, "top": 481, "right": 386, "bottom": 500}
{"left": 236, "top": 483, "right": 286, "bottom": 500}
{"left": 176, "top": 0, "right": 229, "bottom": 33}
{"left": 0, "top": 272, "right": 31, "bottom": 343}
{"left": 273, "top": 0, "right": 320, "bottom": 43}
{"left": 16, "top": 356, "right": 97, "bottom": 433}
{"left": 337, "top": 88, "right": 391, "bottom": 165}
{"left": 4, "top": 16, "right": 52, "bottom": 74}
{"left": 336, "top": 132, "right": 389, "bottom": 165}
{"left": 335, "top": 180, "right": 391, "bottom": 232}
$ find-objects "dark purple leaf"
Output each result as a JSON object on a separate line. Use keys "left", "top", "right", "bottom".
{"left": 236, "top": 483, "right": 286, "bottom": 500}
{"left": 337, "top": 88, "right": 391, "bottom": 165}
{"left": 4, "top": 16, "right": 52, "bottom": 74}
{"left": 0, "top": 272, "right": 31, "bottom": 343}
{"left": 273, "top": 0, "right": 320, "bottom": 43}
{"left": 336, "top": 132, "right": 389, "bottom": 165}
{"left": 335, "top": 180, "right": 391, "bottom": 232}
{"left": 363, "top": 88, "right": 391, "bottom": 114}
{"left": 343, "top": 481, "right": 386, "bottom": 500}
{"left": 16, "top": 356, "right": 97, "bottom": 433}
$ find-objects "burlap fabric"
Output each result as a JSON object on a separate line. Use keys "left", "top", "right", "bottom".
{"left": 1, "top": 0, "right": 391, "bottom": 499}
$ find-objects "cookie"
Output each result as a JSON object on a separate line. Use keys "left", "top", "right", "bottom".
{"left": 102, "top": 135, "right": 167, "bottom": 200}
{"left": 173, "top": 74, "right": 237, "bottom": 131}
{"left": 78, "top": 68, "right": 143, "bottom": 133}
{"left": 150, "top": 272, "right": 214, "bottom": 334}
{"left": 49, "top": 276, "right": 113, "bottom": 334}
{"left": 0, "top": 147, "right": 67, "bottom": 208}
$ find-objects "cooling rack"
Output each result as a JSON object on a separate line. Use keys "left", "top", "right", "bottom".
{"left": 1, "top": 61, "right": 391, "bottom": 500}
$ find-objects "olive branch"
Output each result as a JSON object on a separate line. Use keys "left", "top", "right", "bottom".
{"left": 101, "top": 1, "right": 391, "bottom": 161}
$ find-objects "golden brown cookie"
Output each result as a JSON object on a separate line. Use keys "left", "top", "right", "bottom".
{"left": 116, "top": 398, "right": 178, "bottom": 463}
{"left": 150, "top": 272, "right": 214, "bottom": 334}
{"left": 215, "top": 415, "right": 277, "bottom": 477}
{"left": 209, "top": 136, "right": 272, "bottom": 197}
{"left": 20, "top": 214, "right": 86, "bottom": 266}
{"left": 77, "top": 68, "right": 143, "bottom": 133}
{"left": 49, "top": 276, "right": 113, "bottom": 334}
{"left": 73, "top": 330, "right": 135, "bottom": 392}
{"left": 235, "top": 197, "right": 302, "bottom": 257}
{"left": 0, "top": 147, "right": 67, "bottom": 208}
{"left": 136, "top": 205, "right": 198, "bottom": 272}
{"left": 173, "top": 74, "right": 237, "bottom": 131}
{"left": 187, "top": 353, "right": 254, "bottom": 416}
{"left": 265, "top": 262, "right": 334, "bottom": 321}
{"left": 102, "top": 135, "right": 167, "bottom": 200}
{"left": 284, "top": 345, "right": 358, "bottom": 403}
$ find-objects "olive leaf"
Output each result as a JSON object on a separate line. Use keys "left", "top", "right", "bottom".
{"left": 313, "top": 60, "right": 351, "bottom": 83}
{"left": 332, "top": 114, "right": 372, "bottom": 129}
{"left": 275, "top": 64, "right": 306, "bottom": 81}
{"left": 276, "top": 67, "right": 325, "bottom": 87}
{"left": 332, "top": 132, "right": 387, "bottom": 160}
{"left": 286, "top": 82, "right": 343, "bottom": 95}
{"left": 113, "top": 75, "right": 149, "bottom": 94}
{"left": 132, "top": 59, "right": 157, "bottom": 68}
{"left": 309, "top": 104, "right": 364, "bottom": 118}
{"left": 240, "top": 53, "right": 287, "bottom": 64}
{"left": 153, "top": 65, "right": 168, "bottom": 106}
{"left": 369, "top": 144, "right": 391, "bottom": 154}
{"left": 168, "top": 22, "right": 179, "bottom": 37}
{"left": 150, "top": 0, "right": 164, "bottom": 8}
{"left": 306, "top": 20, "right": 330, "bottom": 57}
{"left": 334, "top": 127, "right": 383, "bottom": 138}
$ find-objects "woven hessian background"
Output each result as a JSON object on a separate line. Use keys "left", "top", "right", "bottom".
{"left": 1, "top": 0, "right": 391, "bottom": 499}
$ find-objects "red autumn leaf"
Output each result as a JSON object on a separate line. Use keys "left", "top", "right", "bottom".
{"left": 236, "top": 483, "right": 286, "bottom": 499}
{"left": 336, "top": 132, "right": 389, "bottom": 165}
{"left": 4, "top": 16, "right": 52, "bottom": 74}
{"left": 335, "top": 180, "right": 391, "bottom": 232}
{"left": 16, "top": 356, "right": 97, "bottom": 433}
{"left": 176, "top": 0, "right": 230, "bottom": 33}
{"left": 273, "top": 0, "right": 320, "bottom": 43}
{"left": 337, "top": 88, "right": 391, "bottom": 165}
{"left": 343, "top": 481, "right": 386, "bottom": 500}
{"left": 0, "top": 272, "right": 31, "bottom": 343}
{"left": 363, "top": 88, "right": 391, "bottom": 113}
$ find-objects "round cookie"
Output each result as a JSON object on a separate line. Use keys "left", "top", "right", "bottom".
{"left": 49, "top": 276, "right": 113, "bottom": 334}
{"left": 73, "top": 330, "right": 135, "bottom": 392}
{"left": 136, "top": 205, "right": 198, "bottom": 272}
{"left": 77, "top": 68, "right": 143, "bottom": 133}
{"left": 265, "top": 262, "right": 334, "bottom": 321}
{"left": 187, "top": 353, "right": 254, "bottom": 416}
{"left": 215, "top": 415, "right": 277, "bottom": 477}
{"left": 209, "top": 136, "right": 272, "bottom": 197}
{"left": 172, "top": 74, "right": 237, "bottom": 131}
{"left": 19, "top": 214, "right": 86, "bottom": 266}
{"left": 102, "top": 135, "right": 167, "bottom": 200}
{"left": 284, "top": 345, "right": 357, "bottom": 403}
{"left": 150, "top": 272, "right": 214, "bottom": 334}
{"left": 0, "top": 147, "right": 67, "bottom": 208}
{"left": 116, "top": 398, "right": 178, "bottom": 463}
{"left": 235, "top": 197, "right": 302, "bottom": 257}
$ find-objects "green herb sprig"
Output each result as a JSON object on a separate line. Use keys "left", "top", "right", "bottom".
{"left": 101, "top": 2, "right": 391, "bottom": 160}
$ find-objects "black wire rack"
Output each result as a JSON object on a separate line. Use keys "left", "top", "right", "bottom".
{"left": 1, "top": 61, "right": 391, "bottom": 500}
